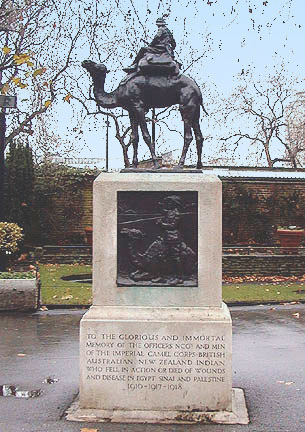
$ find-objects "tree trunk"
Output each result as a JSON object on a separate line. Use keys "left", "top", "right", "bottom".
{"left": 0, "top": 251, "right": 7, "bottom": 272}
{"left": 0, "top": 109, "right": 6, "bottom": 221}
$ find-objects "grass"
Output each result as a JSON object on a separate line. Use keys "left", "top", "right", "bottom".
{"left": 39, "top": 264, "right": 92, "bottom": 305}
{"left": 39, "top": 264, "right": 305, "bottom": 306}
{"left": 223, "top": 282, "right": 305, "bottom": 303}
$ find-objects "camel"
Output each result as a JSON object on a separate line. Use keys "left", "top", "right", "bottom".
{"left": 82, "top": 60, "right": 207, "bottom": 169}
{"left": 119, "top": 227, "right": 197, "bottom": 285}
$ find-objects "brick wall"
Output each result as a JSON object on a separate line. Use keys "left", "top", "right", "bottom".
{"left": 43, "top": 176, "right": 305, "bottom": 246}
{"left": 222, "top": 180, "right": 305, "bottom": 245}
{"left": 223, "top": 254, "right": 305, "bottom": 276}
{"left": 44, "top": 177, "right": 94, "bottom": 244}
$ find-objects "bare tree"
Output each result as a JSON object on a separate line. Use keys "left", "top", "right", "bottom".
{"left": 0, "top": 0, "right": 113, "bottom": 149}
{"left": 0, "top": 0, "right": 114, "bottom": 218}
{"left": 67, "top": 0, "right": 215, "bottom": 168}
{"left": 283, "top": 95, "right": 305, "bottom": 166}
{"left": 221, "top": 67, "right": 304, "bottom": 167}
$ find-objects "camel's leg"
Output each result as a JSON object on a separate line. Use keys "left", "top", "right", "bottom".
{"left": 192, "top": 107, "right": 204, "bottom": 169}
{"left": 129, "top": 112, "right": 139, "bottom": 167}
{"left": 135, "top": 109, "right": 160, "bottom": 168}
{"left": 178, "top": 106, "right": 194, "bottom": 168}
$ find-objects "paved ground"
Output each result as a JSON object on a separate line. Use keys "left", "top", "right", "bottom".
{"left": 0, "top": 304, "right": 305, "bottom": 432}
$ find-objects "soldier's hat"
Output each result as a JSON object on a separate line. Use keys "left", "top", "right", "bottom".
{"left": 160, "top": 195, "right": 182, "bottom": 209}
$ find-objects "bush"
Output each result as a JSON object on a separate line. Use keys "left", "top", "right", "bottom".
{"left": 0, "top": 222, "right": 23, "bottom": 254}
{"left": 0, "top": 271, "right": 35, "bottom": 279}
{"left": 5, "top": 141, "right": 35, "bottom": 243}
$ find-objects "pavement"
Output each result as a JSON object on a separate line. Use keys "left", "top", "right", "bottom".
{"left": 1, "top": 304, "right": 305, "bottom": 432}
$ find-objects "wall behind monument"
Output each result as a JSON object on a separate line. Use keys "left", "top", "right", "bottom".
{"left": 33, "top": 175, "right": 305, "bottom": 247}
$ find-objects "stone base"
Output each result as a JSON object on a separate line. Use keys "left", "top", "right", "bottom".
{"left": 66, "top": 388, "right": 248, "bottom": 425}
{"left": 79, "top": 304, "right": 232, "bottom": 413}
{"left": 0, "top": 279, "right": 38, "bottom": 311}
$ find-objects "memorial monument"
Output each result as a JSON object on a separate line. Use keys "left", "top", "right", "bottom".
{"left": 67, "top": 18, "right": 248, "bottom": 425}
{"left": 81, "top": 18, "right": 208, "bottom": 170}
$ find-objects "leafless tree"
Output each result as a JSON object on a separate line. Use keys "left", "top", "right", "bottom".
{"left": 221, "top": 67, "right": 304, "bottom": 167}
{"left": 0, "top": 0, "right": 107, "bottom": 150}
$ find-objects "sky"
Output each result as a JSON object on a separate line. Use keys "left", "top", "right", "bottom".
{"left": 52, "top": 0, "right": 305, "bottom": 170}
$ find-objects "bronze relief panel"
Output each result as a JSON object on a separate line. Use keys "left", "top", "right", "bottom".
{"left": 117, "top": 191, "right": 198, "bottom": 287}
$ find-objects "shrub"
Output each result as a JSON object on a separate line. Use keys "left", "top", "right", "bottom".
{"left": 0, "top": 222, "right": 23, "bottom": 254}
{"left": 0, "top": 271, "right": 35, "bottom": 279}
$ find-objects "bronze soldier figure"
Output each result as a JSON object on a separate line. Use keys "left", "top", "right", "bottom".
{"left": 123, "top": 17, "right": 178, "bottom": 74}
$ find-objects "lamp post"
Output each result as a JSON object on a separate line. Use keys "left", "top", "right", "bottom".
{"left": 152, "top": 108, "right": 156, "bottom": 153}
{"left": 105, "top": 114, "right": 109, "bottom": 172}
{"left": 0, "top": 95, "right": 17, "bottom": 221}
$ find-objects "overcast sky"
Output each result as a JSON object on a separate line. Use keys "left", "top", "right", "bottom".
{"left": 53, "top": 0, "right": 305, "bottom": 169}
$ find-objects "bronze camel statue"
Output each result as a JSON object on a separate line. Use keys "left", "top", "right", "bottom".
{"left": 82, "top": 60, "right": 207, "bottom": 168}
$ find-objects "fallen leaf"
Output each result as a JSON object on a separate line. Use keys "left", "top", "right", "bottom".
{"left": 17, "top": 353, "right": 26, "bottom": 357}
{"left": 42, "top": 377, "right": 58, "bottom": 384}
{"left": 61, "top": 295, "right": 73, "bottom": 300}
{"left": 277, "top": 380, "right": 295, "bottom": 386}
{"left": 80, "top": 429, "right": 98, "bottom": 432}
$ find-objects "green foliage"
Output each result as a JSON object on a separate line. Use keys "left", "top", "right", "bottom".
{"left": 223, "top": 184, "right": 273, "bottom": 245}
{"left": 5, "top": 141, "right": 35, "bottom": 243}
{"left": 33, "top": 162, "right": 100, "bottom": 245}
{"left": 222, "top": 183, "right": 305, "bottom": 245}
{"left": 0, "top": 222, "right": 23, "bottom": 253}
{"left": 0, "top": 271, "right": 35, "bottom": 279}
{"left": 276, "top": 190, "right": 305, "bottom": 228}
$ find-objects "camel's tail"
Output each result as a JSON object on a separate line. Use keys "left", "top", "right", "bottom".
{"left": 201, "top": 102, "right": 209, "bottom": 116}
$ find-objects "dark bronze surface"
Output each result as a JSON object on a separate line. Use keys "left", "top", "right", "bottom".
{"left": 123, "top": 17, "right": 178, "bottom": 75}
{"left": 117, "top": 191, "right": 198, "bottom": 287}
{"left": 82, "top": 19, "right": 207, "bottom": 170}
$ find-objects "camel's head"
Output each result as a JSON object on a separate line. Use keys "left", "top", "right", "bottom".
{"left": 82, "top": 60, "right": 108, "bottom": 76}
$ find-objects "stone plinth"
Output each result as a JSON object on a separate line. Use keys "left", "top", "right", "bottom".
{"left": 79, "top": 304, "right": 232, "bottom": 413}
{"left": 93, "top": 172, "right": 222, "bottom": 308}
{"left": 0, "top": 279, "right": 38, "bottom": 311}
{"left": 71, "top": 172, "right": 244, "bottom": 424}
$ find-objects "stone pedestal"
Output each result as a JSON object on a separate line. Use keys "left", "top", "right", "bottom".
{"left": 68, "top": 172, "right": 247, "bottom": 424}
{"left": 0, "top": 279, "right": 38, "bottom": 311}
